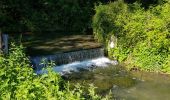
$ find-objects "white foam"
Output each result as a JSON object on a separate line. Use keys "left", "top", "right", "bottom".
{"left": 36, "top": 57, "right": 118, "bottom": 75}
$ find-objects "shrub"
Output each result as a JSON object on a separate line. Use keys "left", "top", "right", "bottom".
{"left": 0, "top": 44, "right": 112, "bottom": 99}
{"left": 93, "top": 0, "right": 170, "bottom": 72}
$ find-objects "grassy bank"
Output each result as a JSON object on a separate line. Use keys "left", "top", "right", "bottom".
{"left": 93, "top": 0, "right": 170, "bottom": 73}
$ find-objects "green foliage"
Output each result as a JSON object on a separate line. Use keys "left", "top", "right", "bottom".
{"left": 93, "top": 0, "right": 128, "bottom": 43}
{"left": 0, "top": 0, "right": 166, "bottom": 33}
{"left": 93, "top": 0, "right": 170, "bottom": 72}
{"left": 0, "top": 44, "right": 112, "bottom": 99}
{"left": 0, "top": 0, "right": 98, "bottom": 33}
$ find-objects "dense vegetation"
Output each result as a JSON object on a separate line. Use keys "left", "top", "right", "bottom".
{"left": 93, "top": 0, "right": 170, "bottom": 72}
{"left": 0, "top": 0, "right": 92, "bottom": 33}
{"left": 0, "top": 44, "right": 111, "bottom": 99}
{"left": 0, "top": 0, "right": 165, "bottom": 34}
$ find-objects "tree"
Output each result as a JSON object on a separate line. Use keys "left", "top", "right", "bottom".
{"left": 0, "top": 30, "right": 2, "bottom": 53}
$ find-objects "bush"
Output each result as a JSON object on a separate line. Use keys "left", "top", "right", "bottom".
{"left": 0, "top": 44, "right": 112, "bottom": 99}
{"left": 93, "top": 0, "right": 170, "bottom": 72}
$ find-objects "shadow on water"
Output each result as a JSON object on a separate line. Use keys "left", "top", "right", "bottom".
{"left": 64, "top": 65, "right": 170, "bottom": 100}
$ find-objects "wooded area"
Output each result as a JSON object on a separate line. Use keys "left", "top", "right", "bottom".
{"left": 0, "top": 0, "right": 164, "bottom": 34}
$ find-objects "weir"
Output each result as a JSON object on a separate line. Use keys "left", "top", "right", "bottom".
{"left": 31, "top": 47, "right": 105, "bottom": 71}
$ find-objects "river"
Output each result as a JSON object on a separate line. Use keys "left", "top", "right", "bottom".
{"left": 65, "top": 65, "right": 170, "bottom": 100}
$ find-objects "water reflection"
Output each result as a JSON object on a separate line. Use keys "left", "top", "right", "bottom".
{"left": 65, "top": 65, "right": 170, "bottom": 100}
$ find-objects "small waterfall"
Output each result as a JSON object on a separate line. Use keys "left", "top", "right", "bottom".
{"left": 36, "top": 57, "right": 118, "bottom": 75}
{"left": 31, "top": 47, "right": 105, "bottom": 70}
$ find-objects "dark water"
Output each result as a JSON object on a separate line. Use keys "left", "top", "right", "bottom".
{"left": 65, "top": 65, "right": 170, "bottom": 100}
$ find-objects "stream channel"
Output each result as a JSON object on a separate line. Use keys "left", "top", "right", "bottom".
{"left": 31, "top": 47, "right": 170, "bottom": 100}
{"left": 64, "top": 65, "right": 170, "bottom": 100}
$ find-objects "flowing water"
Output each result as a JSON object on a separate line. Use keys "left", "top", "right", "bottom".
{"left": 65, "top": 65, "right": 170, "bottom": 100}
{"left": 31, "top": 47, "right": 104, "bottom": 70}
{"left": 31, "top": 47, "right": 170, "bottom": 100}
{"left": 36, "top": 57, "right": 118, "bottom": 75}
